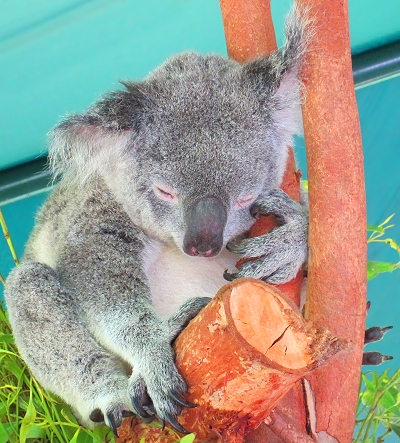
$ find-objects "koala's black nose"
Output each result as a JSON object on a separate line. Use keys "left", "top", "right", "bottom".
{"left": 183, "top": 197, "right": 227, "bottom": 258}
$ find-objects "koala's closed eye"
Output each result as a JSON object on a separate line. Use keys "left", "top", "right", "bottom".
{"left": 234, "top": 194, "right": 257, "bottom": 210}
{"left": 153, "top": 183, "right": 179, "bottom": 203}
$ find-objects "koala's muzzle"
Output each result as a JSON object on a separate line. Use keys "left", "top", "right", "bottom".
{"left": 183, "top": 197, "right": 227, "bottom": 258}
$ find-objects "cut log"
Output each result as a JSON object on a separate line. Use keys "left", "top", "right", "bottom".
{"left": 117, "top": 279, "right": 345, "bottom": 443}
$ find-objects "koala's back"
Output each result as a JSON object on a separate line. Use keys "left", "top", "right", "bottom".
{"left": 24, "top": 179, "right": 134, "bottom": 270}
{"left": 24, "top": 182, "right": 79, "bottom": 269}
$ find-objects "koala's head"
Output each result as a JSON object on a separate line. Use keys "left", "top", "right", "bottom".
{"left": 50, "top": 35, "right": 305, "bottom": 256}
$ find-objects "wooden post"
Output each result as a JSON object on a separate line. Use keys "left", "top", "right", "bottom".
{"left": 299, "top": 0, "right": 367, "bottom": 441}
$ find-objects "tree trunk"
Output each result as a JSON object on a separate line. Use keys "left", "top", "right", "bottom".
{"left": 299, "top": 0, "right": 367, "bottom": 441}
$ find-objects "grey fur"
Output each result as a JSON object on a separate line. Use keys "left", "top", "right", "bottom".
{"left": 5, "top": 6, "right": 309, "bottom": 435}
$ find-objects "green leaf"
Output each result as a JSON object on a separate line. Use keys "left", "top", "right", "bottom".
{"left": 367, "top": 224, "right": 385, "bottom": 233}
{"left": 382, "top": 238, "right": 400, "bottom": 254}
{"left": 3, "top": 359, "right": 24, "bottom": 379}
{"left": 392, "top": 424, "right": 400, "bottom": 437}
{"left": 0, "top": 423, "right": 12, "bottom": 443}
{"left": 0, "top": 333, "right": 14, "bottom": 344}
{"left": 362, "top": 374, "right": 376, "bottom": 391}
{"left": 361, "top": 389, "right": 374, "bottom": 406}
{"left": 379, "top": 390, "right": 397, "bottom": 409}
{"left": 180, "top": 434, "right": 196, "bottom": 443}
{"left": 25, "top": 424, "right": 46, "bottom": 439}
{"left": 92, "top": 425, "right": 115, "bottom": 443}
{"left": 367, "top": 261, "right": 400, "bottom": 280}
{"left": 19, "top": 395, "right": 37, "bottom": 443}
{"left": 381, "top": 214, "right": 395, "bottom": 226}
{"left": 69, "top": 428, "right": 81, "bottom": 443}
{"left": 61, "top": 405, "right": 80, "bottom": 424}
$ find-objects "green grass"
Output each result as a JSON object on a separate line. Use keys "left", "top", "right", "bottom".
{"left": 355, "top": 369, "right": 400, "bottom": 442}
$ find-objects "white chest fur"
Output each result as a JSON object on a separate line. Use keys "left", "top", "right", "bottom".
{"left": 143, "top": 241, "right": 238, "bottom": 316}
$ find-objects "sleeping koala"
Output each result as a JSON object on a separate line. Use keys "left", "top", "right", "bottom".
{"left": 5, "top": 7, "right": 308, "bottom": 436}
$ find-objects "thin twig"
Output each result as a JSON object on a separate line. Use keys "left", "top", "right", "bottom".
{"left": 0, "top": 207, "right": 19, "bottom": 266}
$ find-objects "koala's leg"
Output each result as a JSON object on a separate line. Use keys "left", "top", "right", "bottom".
{"left": 4, "top": 262, "right": 132, "bottom": 434}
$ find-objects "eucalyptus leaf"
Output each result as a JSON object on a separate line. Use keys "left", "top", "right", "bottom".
{"left": 180, "top": 434, "right": 196, "bottom": 443}
{"left": 0, "top": 423, "right": 12, "bottom": 443}
{"left": 25, "top": 424, "right": 46, "bottom": 439}
{"left": 361, "top": 390, "right": 374, "bottom": 407}
{"left": 391, "top": 424, "right": 400, "bottom": 437}
{"left": 379, "top": 390, "right": 397, "bottom": 409}
{"left": 367, "top": 261, "right": 400, "bottom": 280}
{"left": 68, "top": 428, "right": 81, "bottom": 443}
{"left": 362, "top": 374, "right": 376, "bottom": 391}
{"left": 367, "top": 224, "right": 384, "bottom": 233}
{"left": 0, "top": 333, "right": 14, "bottom": 344}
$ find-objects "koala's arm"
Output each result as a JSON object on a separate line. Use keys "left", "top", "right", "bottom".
{"left": 57, "top": 192, "right": 208, "bottom": 427}
{"left": 226, "top": 189, "right": 308, "bottom": 283}
{"left": 5, "top": 185, "right": 208, "bottom": 434}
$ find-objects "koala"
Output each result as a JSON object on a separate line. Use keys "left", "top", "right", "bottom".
{"left": 4, "top": 6, "right": 308, "bottom": 437}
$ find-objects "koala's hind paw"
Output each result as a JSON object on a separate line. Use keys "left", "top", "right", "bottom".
{"left": 226, "top": 189, "right": 308, "bottom": 284}
{"left": 88, "top": 403, "right": 134, "bottom": 438}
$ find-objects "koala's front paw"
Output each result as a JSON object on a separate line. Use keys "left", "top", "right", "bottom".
{"left": 168, "top": 296, "right": 211, "bottom": 340}
{"left": 225, "top": 189, "right": 308, "bottom": 284}
{"left": 129, "top": 343, "right": 195, "bottom": 434}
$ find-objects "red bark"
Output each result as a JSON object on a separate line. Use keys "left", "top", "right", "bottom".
{"left": 219, "top": 0, "right": 277, "bottom": 60}
{"left": 299, "top": 0, "right": 367, "bottom": 441}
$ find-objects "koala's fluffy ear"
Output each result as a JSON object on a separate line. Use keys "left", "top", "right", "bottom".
{"left": 49, "top": 82, "right": 150, "bottom": 185}
{"left": 241, "top": 5, "right": 310, "bottom": 148}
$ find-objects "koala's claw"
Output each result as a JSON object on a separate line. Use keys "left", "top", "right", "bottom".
{"left": 106, "top": 409, "right": 123, "bottom": 438}
{"left": 249, "top": 204, "right": 263, "bottom": 219}
{"left": 143, "top": 400, "right": 156, "bottom": 416}
{"left": 363, "top": 351, "right": 393, "bottom": 366}
{"left": 131, "top": 395, "right": 153, "bottom": 419}
{"left": 164, "top": 412, "right": 191, "bottom": 435}
{"left": 223, "top": 269, "right": 238, "bottom": 281}
{"left": 364, "top": 326, "right": 393, "bottom": 344}
{"left": 168, "top": 297, "right": 212, "bottom": 341}
{"left": 170, "top": 392, "right": 197, "bottom": 409}
{"left": 225, "top": 189, "right": 308, "bottom": 284}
